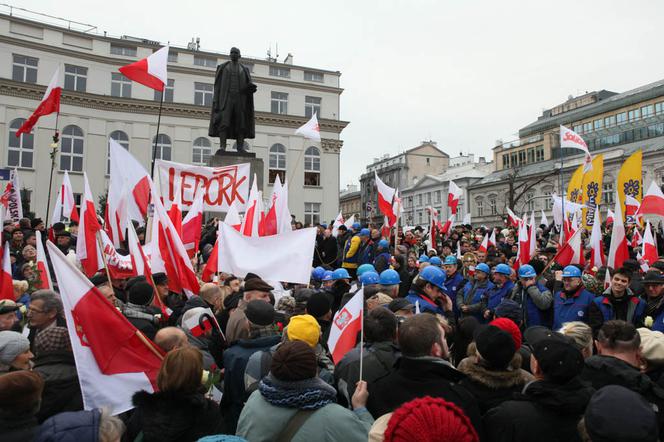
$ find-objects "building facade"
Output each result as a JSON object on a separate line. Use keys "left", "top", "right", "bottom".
{"left": 338, "top": 184, "right": 360, "bottom": 223}
{"left": 359, "top": 141, "right": 449, "bottom": 225}
{"left": 0, "top": 12, "right": 348, "bottom": 223}
{"left": 469, "top": 79, "right": 664, "bottom": 225}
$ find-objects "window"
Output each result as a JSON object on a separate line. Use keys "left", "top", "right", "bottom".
{"left": 527, "top": 148, "right": 535, "bottom": 163}
{"left": 60, "top": 125, "right": 84, "bottom": 172}
{"left": 518, "top": 150, "right": 526, "bottom": 165}
{"left": 269, "top": 66, "right": 290, "bottom": 78}
{"left": 642, "top": 105, "right": 654, "bottom": 118}
{"left": 418, "top": 210, "right": 423, "bottom": 225}
{"left": 271, "top": 92, "right": 288, "bottom": 114}
{"left": 535, "top": 146, "right": 544, "bottom": 162}
{"left": 656, "top": 102, "right": 664, "bottom": 115}
{"left": 111, "top": 72, "right": 131, "bottom": 98}
{"left": 434, "top": 190, "right": 441, "bottom": 204}
{"left": 193, "top": 55, "right": 216, "bottom": 67}
{"left": 628, "top": 109, "right": 641, "bottom": 122}
{"left": 489, "top": 197, "right": 497, "bottom": 215}
{"left": 604, "top": 115, "right": 616, "bottom": 127}
{"left": 594, "top": 119, "right": 603, "bottom": 130}
{"left": 12, "top": 54, "right": 38, "bottom": 83}
{"left": 110, "top": 44, "right": 137, "bottom": 57}
{"left": 304, "top": 202, "right": 320, "bottom": 226}
{"left": 107, "top": 130, "right": 129, "bottom": 174}
{"left": 191, "top": 137, "right": 212, "bottom": 165}
{"left": 269, "top": 143, "right": 286, "bottom": 184}
{"left": 304, "top": 96, "right": 321, "bottom": 118}
{"left": 526, "top": 192, "right": 535, "bottom": 211}
{"left": 154, "top": 79, "right": 174, "bottom": 103}
{"left": 603, "top": 182, "right": 614, "bottom": 205}
{"left": 8, "top": 119, "right": 33, "bottom": 168}
{"left": 304, "top": 71, "right": 324, "bottom": 82}
{"left": 583, "top": 122, "right": 592, "bottom": 133}
{"left": 476, "top": 199, "right": 484, "bottom": 216}
{"left": 510, "top": 152, "right": 517, "bottom": 167}
{"left": 616, "top": 112, "right": 627, "bottom": 124}
{"left": 304, "top": 146, "right": 320, "bottom": 186}
{"left": 152, "top": 134, "right": 171, "bottom": 161}
{"left": 417, "top": 194, "right": 422, "bottom": 207}
{"left": 425, "top": 192, "right": 431, "bottom": 205}
{"left": 167, "top": 51, "right": 178, "bottom": 63}
{"left": 64, "top": 65, "right": 87, "bottom": 92}
{"left": 194, "top": 82, "right": 213, "bottom": 106}
{"left": 573, "top": 124, "right": 582, "bottom": 134}
{"left": 502, "top": 154, "right": 510, "bottom": 169}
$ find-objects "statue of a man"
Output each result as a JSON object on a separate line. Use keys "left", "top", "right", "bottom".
{"left": 208, "top": 47, "right": 257, "bottom": 154}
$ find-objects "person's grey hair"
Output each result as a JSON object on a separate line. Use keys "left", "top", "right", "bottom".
{"left": 98, "top": 408, "right": 126, "bottom": 442}
{"left": 31, "top": 290, "right": 63, "bottom": 316}
{"left": 559, "top": 321, "right": 593, "bottom": 353}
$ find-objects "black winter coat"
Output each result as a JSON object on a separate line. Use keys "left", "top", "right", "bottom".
{"left": 125, "top": 390, "right": 225, "bottom": 442}
{"left": 33, "top": 351, "right": 84, "bottom": 422}
{"left": 484, "top": 378, "right": 594, "bottom": 442}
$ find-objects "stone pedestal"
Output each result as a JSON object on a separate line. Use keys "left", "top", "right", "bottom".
{"left": 208, "top": 150, "right": 264, "bottom": 194}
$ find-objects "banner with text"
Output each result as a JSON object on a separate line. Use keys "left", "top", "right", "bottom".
{"left": 154, "top": 159, "right": 251, "bottom": 212}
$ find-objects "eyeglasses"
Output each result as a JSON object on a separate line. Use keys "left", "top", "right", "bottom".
{"left": 28, "top": 307, "right": 45, "bottom": 314}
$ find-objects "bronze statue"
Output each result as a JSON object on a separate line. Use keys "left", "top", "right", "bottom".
{"left": 208, "top": 47, "right": 257, "bottom": 155}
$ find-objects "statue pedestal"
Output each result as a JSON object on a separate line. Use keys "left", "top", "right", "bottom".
{"left": 208, "top": 150, "right": 264, "bottom": 197}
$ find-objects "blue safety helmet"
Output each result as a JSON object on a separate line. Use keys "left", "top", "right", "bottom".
{"left": 379, "top": 269, "right": 401, "bottom": 285}
{"left": 494, "top": 263, "right": 511, "bottom": 275}
{"left": 419, "top": 266, "right": 447, "bottom": 290}
{"left": 359, "top": 271, "right": 380, "bottom": 285}
{"left": 332, "top": 268, "right": 351, "bottom": 280}
{"left": 311, "top": 266, "right": 326, "bottom": 281}
{"left": 429, "top": 256, "right": 442, "bottom": 267}
{"left": 443, "top": 256, "right": 458, "bottom": 266}
{"left": 359, "top": 228, "right": 371, "bottom": 237}
{"left": 322, "top": 270, "right": 334, "bottom": 281}
{"left": 475, "top": 263, "right": 490, "bottom": 274}
{"left": 352, "top": 222, "right": 361, "bottom": 230}
{"left": 562, "top": 265, "right": 582, "bottom": 278}
{"left": 518, "top": 264, "right": 537, "bottom": 278}
{"left": 378, "top": 239, "right": 389, "bottom": 249}
{"left": 418, "top": 254, "right": 430, "bottom": 263}
{"left": 357, "top": 264, "right": 376, "bottom": 278}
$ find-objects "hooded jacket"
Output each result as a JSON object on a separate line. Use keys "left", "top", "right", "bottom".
{"left": 32, "top": 351, "right": 84, "bottom": 423}
{"left": 35, "top": 409, "right": 100, "bottom": 442}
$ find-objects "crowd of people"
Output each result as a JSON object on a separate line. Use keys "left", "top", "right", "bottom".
{"left": 1, "top": 213, "right": 664, "bottom": 441}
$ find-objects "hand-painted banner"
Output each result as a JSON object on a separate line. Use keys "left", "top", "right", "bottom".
{"left": 154, "top": 159, "right": 250, "bottom": 212}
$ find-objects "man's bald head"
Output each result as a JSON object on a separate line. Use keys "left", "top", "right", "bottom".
{"left": 154, "top": 327, "right": 188, "bottom": 353}
{"left": 200, "top": 283, "right": 222, "bottom": 307}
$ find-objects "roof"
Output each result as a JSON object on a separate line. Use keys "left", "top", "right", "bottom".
{"left": 403, "top": 166, "right": 491, "bottom": 192}
{"left": 405, "top": 142, "right": 450, "bottom": 158}
{"left": 519, "top": 78, "right": 664, "bottom": 137}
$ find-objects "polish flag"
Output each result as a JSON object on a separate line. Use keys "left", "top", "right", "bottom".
{"left": 183, "top": 307, "right": 214, "bottom": 337}
{"left": 328, "top": 288, "right": 364, "bottom": 364}
{"left": 99, "top": 230, "right": 135, "bottom": 281}
{"left": 528, "top": 212, "right": 537, "bottom": 259}
{"left": 608, "top": 191, "right": 629, "bottom": 270}
{"left": 51, "top": 170, "right": 79, "bottom": 226}
{"left": 149, "top": 184, "right": 200, "bottom": 296}
{"left": 636, "top": 181, "right": 664, "bottom": 219}
{"left": 182, "top": 190, "right": 204, "bottom": 258}
{"left": 380, "top": 216, "right": 391, "bottom": 240}
{"left": 440, "top": 214, "right": 454, "bottom": 236}
{"left": 506, "top": 208, "right": 520, "bottom": 228}
{"left": 1, "top": 169, "right": 23, "bottom": 222}
{"left": 47, "top": 241, "right": 163, "bottom": 415}
{"left": 631, "top": 228, "right": 642, "bottom": 249}
{"left": 448, "top": 181, "right": 462, "bottom": 215}
{"left": 167, "top": 182, "right": 183, "bottom": 238}
{"left": 642, "top": 221, "right": 659, "bottom": 267}
{"left": 540, "top": 209, "right": 549, "bottom": 227}
{"left": 604, "top": 270, "right": 612, "bottom": 290}
{"left": 225, "top": 201, "right": 243, "bottom": 231}
{"left": 34, "top": 230, "right": 53, "bottom": 290}
{"left": 428, "top": 207, "right": 439, "bottom": 249}
{"left": 331, "top": 212, "right": 344, "bottom": 237}
{"left": 518, "top": 220, "right": 531, "bottom": 265}
{"left": 241, "top": 175, "right": 264, "bottom": 237}
{"left": 0, "top": 242, "right": 12, "bottom": 300}
{"left": 606, "top": 209, "right": 615, "bottom": 225}
{"left": 637, "top": 251, "right": 650, "bottom": 273}
{"left": 560, "top": 125, "right": 593, "bottom": 172}
{"left": 263, "top": 174, "right": 292, "bottom": 236}
{"left": 625, "top": 195, "right": 641, "bottom": 223}
{"left": 76, "top": 173, "right": 103, "bottom": 277}
{"left": 16, "top": 68, "right": 61, "bottom": 136}
{"left": 295, "top": 112, "right": 321, "bottom": 142}
{"left": 488, "top": 229, "right": 496, "bottom": 248}
{"left": 478, "top": 233, "right": 489, "bottom": 253}
{"left": 119, "top": 45, "right": 168, "bottom": 91}
{"left": 201, "top": 222, "right": 221, "bottom": 283}
{"left": 375, "top": 172, "right": 397, "bottom": 227}
{"left": 344, "top": 214, "right": 356, "bottom": 229}
{"left": 588, "top": 208, "right": 606, "bottom": 269}
{"left": 127, "top": 219, "right": 167, "bottom": 315}
{"left": 552, "top": 227, "right": 584, "bottom": 267}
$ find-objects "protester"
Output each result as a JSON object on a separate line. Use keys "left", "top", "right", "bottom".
{"left": 123, "top": 281, "right": 161, "bottom": 341}
{"left": 458, "top": 262, "right": 493, "bottom": 322}
{"left": 588, "top": 267, "right": 646, "bottom": 332}
{"left": 0, "top": 299, "right": 21, "bottom": 332}
{"left": 154, "top": 326, "right": 189, "bottom": 353}
{"left": 483, "top": 264, "right": 514, "bottom": 320}
{"left": 35, "top": 408, "right": 126, "bottom": 442}
{"left": 642, "top": 270, "right": 664, "bottom": 332}
{"left": 179, "top": 307, "right": 219, "bottom": 370}
{"left": 0, "top": 330, "right": 33, "bottom": 373}
{"left": 0, "top": 370, "right": 44, "bottom": 442}
{"left": 558, "top": 321, "right": 594, "bottom": 359}
{"left": 508, "top": 264, "right": 553, "bottom": 328}
{"left": 405, "top": 266, "right": 454, "bottom": 317}
{"left": 552, "top": 265, "right": 595, "bottom": 330}
{"left": 225, "top": 276, "right": 273, "bottom": 343}
{"left": 638, "top": 327, "right": 664, "bottom": 387}
{"left": 27, "top": 290, "right": 66, "bottom": 353}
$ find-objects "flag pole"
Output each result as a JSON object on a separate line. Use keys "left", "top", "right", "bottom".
{"left": 358, "top": 285, "right": 365, "bottom": 382}
{"left": 45, "top": 111, "right": 61, "bottom": 221}
{"left": 559, "top": 130, "right": 566, "bottom": 244}
{"left": 288, "top": 136, "right": 308, "bottom": 188}
{"left": 150, "top": 92, "right": 165, "bottom": 178}
{"left": 95, "top": 232, "right": 115, "bottom": 293}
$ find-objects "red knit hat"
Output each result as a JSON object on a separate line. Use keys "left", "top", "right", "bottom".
{"left": 384, "top": 396, "right": 479, "bottom": 442}
{"left": 490, "top": 317, "right": 522, "bottom": 349}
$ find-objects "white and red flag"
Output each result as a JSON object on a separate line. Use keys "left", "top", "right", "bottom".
{"left": 16, "top": 68, "right": 61, "bottom": 136}
{"left": 380, "top": 216, "right": 391, "bottom": 240}
{"left": 588, "top": 208, "right": 606, "bottom": 269}
{"left": 119, "top": 45, "right": 168, "bottom": 91}
{"left": 631, "top": 228, "right": 643, "bottom": 249}
{"left": 225, "top": 201, "right": 243, "bottom": 231}
{"left": 608, "top": 191, "right": 629, "bottom": 270}
{"left": 331, "top": 212, "right": 344, "bottom": 237}
{"left": 51, "top": 170, "right": 79, "bottom": 226}
{"left": 560, "top": 125, "right": 592, "bottom": 172}
{"left": 343, "top": 214, "right": 356, "bottom": 229}
{"left": 263, "top": 174, "right": 291, "bottom": 236}
{"left": 181, "top": 190, "right": 204, "bottom": 258}
{"left": 241, "top": 175, "right": 264, "bottom": 237}
{"left": 606, "top": 209, "right": 615, "bottom": 225}
{"left": 518, "top": 220, "right": 531, "bottom": 265}
{"left": 552, "top": 227, "right": 584, "bottom": 267}
{"left": 295, "top": 112, "right": 321, "bottom": 142}
{"left": 625, "top": 195, "right": 641, "bottom": 224}
{"left": 375, "top": 172, "right": 398, "bottom": 227}
{"left": 604, "top": 270, "right": 612, "bottom": 290}
{"left": 167, "top": 181, "right": 183, "bottom": 238}
{"left": 540, "top": 209, "right": 548, "bottom": 227}
{"left": 440, "top": 214, "right": 454, "bottom": 236}
{"left": 34, "top": 230, "right": 53, "bottom": 290}
{"left": 636, "top": 181, "right": 664, "bottom": 219}
{"left": 201, "top": 222, "right": 221, "bottom": 283}
{"left": 528, "top": 212, "right": 537, "bottom": 259}
{"left": 488, "top": 229, "right": 496, "bottom": 248}
{"left": 328, "top": 288, "right": 364, "bottom": 364}
{"left": 1, "top": 169, "right": 23, "bottom": 222}
{"left": 0, "top": 242, "right": 12, "bottom": 300}
{"left": 506, "top": 208, "right": 520, "bottom": 228}
{"left": 642, "top": 221, "right": 659, "bottom": 267}
{"left": 47, "top": 241, "right": 163, "bottom": 415}
{"left": 478, "top": 233, "right": 489, "bottom": 254}
{"left": 448, "top": 181, "right": 462, "bottom": 215}
{"left": 76, "top": 173, "right": 103, "bottom": 277}
{"left": 183, "top": 308, "right": 214, "bottom": 338}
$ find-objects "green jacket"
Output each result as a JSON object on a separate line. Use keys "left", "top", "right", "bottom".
{"left": 236, "top": 390, "right": 373, "bottom": 442}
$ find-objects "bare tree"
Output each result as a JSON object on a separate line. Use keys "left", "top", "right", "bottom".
{"left": 504, "top": 167, "right": 557, "bottom": 211}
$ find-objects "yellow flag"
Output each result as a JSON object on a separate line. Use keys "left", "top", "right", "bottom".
{"left": 567, "top": 163, "right": 585, "bottom": 205}
{"left": 581, "top": 155, "right": 604, "bottom": 229}
{"left": 617, "top": 150, "right": 643, "bottom": 224}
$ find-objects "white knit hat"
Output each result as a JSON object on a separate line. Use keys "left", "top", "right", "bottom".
{"left": 0, "top": 331, "right": 30, "bottom": 365}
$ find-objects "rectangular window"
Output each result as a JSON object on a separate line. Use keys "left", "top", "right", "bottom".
{"left": 434, "top": 190, "right": 441, "bottom": 204}
{"left": 594, "top": 119, "right": 603, "bottom": 130}
{"left": 502, "top": 154, "right": 510, "bottom": 169}
{"left": 110, "top": 44, "right": 136, "bottom": 57}
{"left": 616, "top": 112, "right": 627, "bottom": 124}
{"left": 544, "top": 192, "right": 552, "bottom": 210}
{"left": 476, "top": 200, "right": 483, "bottom": 217}
{"left": 417, "top": 194, "right": 422, "bottom": 207}
{"left": 304, "top": 71, "right": 324, "bottom": 82}
{"left": 425, "top": 192, "right": 431, "bottom": 205}
{"left": 518, "top": 150, "right": 526, "bottom": 165}
{"left": 304, "top": 96, "right": 321, "bottom": 118}
{"left": 193, "top": 55, "right": 216, "bottom": 67}
{"left": 604, "top": 115, "right": 616, "bottom": 127}
{"left": 64, "top": 64, "right": 87, "bottom": 92}
{"left": 12, "top": 54, "right": 38, "bottom": 83}
{"left": 656, "top": 102, "right": 664, "bottom": 115}
{"left": 536, "top": 146, "right": 544, "bottom": 162}
{"left": 642, "top": 104, "right": 654, "bottom": 118}
{"left": 527, "top": 148, "right": 535, "bottom": 163}
{"left": 573, "top": 124, "right": 582, "bottom": 133}
{"left": 194, "top": 82, "right": 213, "bottom": 106}
{"left": 603, "top": 183, "right": 614, "bottom": 205}
{"left": 269, "top": 66, "right": 290, "bottom": 78}
{"left": 583, "top": 122, "right": 593, "bottom": 133}
{"left": 167, "top": 51, "right": 178, "bottom": 62}
{"left": 628, "top": 109, "right": 641, "bottom": 121}
{"left": 510, "top": 152, "right": 518, "bottom": 167}
{"left": 526, "top": 193, "right": 535, "bottom": 211}
{"left": 110, "top": 72, "right": 131, "bottom": 98}
{"left": 154, "top": 78, "right": 174, "bottom": 102}
{"left": 271, "top": 91, "right": 288, "bottom": 114}
{"left": 304, "top": 202, "right": 320, "bottom": 226}
{"left": 489, "top": 198, "right": 497, "bottom": 215}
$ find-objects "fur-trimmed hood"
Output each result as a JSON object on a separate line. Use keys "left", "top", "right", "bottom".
{"left": 460, "top": 353, "right": 533, "bottom": 389}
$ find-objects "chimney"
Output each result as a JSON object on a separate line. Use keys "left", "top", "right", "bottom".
{"left": 284, "top": 53, "right": 293, "bottom": 65}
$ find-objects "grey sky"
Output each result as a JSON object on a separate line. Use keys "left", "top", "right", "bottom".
{"left": 16, "top": 0, "right": 664, "bottom": 188}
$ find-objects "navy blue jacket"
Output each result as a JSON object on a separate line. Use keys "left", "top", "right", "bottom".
{"left": 458, "top": 279, "right": 494, "bottom": 322}
{"left": 486, "top": 280, "right": 515, "bottom": 313}
{"left": 35, "top": 409, "right": 100, "bottom": 442}
{"left": 508, "top": 281, "right": 553, "bottom": 328}
{"left": 553, "top": 286, "right": 595, "bottom": 330}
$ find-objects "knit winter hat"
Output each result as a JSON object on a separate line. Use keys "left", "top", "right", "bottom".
{"left": 286, "top": 314, "right": 321, "bottom": 348}
{"left": 129, "top": 281, "right": 154, "bottom": 306}
{"left": 384, "top": 396, "right": 479, "bottom": 442}
{"left": 245, "top": 300, "right": 275, "bottom": 326}
{"left": 0, "top": 330, "right": 30, "bottom": 365}
{"left": 305, "top": 292, "right": 331, "bottom": 319}
{"left": 271, "top": 340, "right": 318, "bottom": 381}
{"left": 490, "top": 317, "right": 522, "bottom": 349}
{"left": 0, "top": 370, "right": 44, "bottom": 413}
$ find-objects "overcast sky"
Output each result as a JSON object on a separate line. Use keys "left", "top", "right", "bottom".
{"left": 15, "top": 0, "right": 664, "bottom": 188}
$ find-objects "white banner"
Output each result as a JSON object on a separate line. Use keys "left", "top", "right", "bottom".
{"left": 218, "top": 222, "right": 316, "bottom": 284}
{"left": 154, "top": 159, "right": 251, "bottom": 212}
{"left": 1, "top": 169, "right": 23, "bottom": 222}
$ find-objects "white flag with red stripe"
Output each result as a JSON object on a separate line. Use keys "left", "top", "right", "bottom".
{"left": 328, "top": 288, "right": 364, "bottom": 364}
{"left": 181, "top": 189, "right": 204, "bottom": 258}
{"left": 488, "top": 229, "right": 496, "bottom": 248}
{"left": 540, "top": 209, "right": 548, "bottom": 227}
{"left": 606, "top": 208, "right": 615, "bottom": 225}
{"left": 76, "top": 173, "right": 103, "bottom": 277}
{"left": 518, "top": 220, "right": 531, "bottom": 265}
{"left": 331, "top": 212, "right": 344, "bottom": 237}
{"left": 295, "top": 112, "right": 321, "bottom": 142}
{"left": 51, "top": 170, "right": 79, "bottom": 225}
{"left": 528, "top": 212, "right": 537, "bottom": 259}
{"left": 16, "top": 68, "right": 61, "bottom": 136}
{"left": 440, "top": 214, "right": 454, "bottom": 236}
{"left": 552, "top": 227, "right": 584, "bottom": 267}
{"left": 478, "top": 233, "right": 489, "bottom": 253}
{"left": 375, "top": 172, "right": 397, "bottom": 227}
{"left": 560, "top": 125, "right": 592, "bottom": 172}
{"left": 264, "top": 174, "right": 291, "bottom": 235}
{"left": 506, "top": 207, "right": 520, "bottom": 228}
{"left": 608, "top": 190, "right": 629, "bottom": 270}
{"left": 119, "top": 45, "right": 168, "bottom": 91}
{"left": 0, "top": 242, "right": 12, "bottom": 300}
{"left": 448, "top": 181, "right": 462, "bottom": 215}
{"left": 642, "top": 221, "right": 659, "bottom": 267}
{"left": 588, "top": 208, "right": 606, "bottom": 269}
{"left": 47, "top": 241, "right": 163, "bottom": 415}
{"left": 166, "top": 181, "right": 183, "bottom": 238}
{"left": 34, "top": 230, "right": 53, "bottom": 291}
{"left": 636, "top": 181, "right": 664, "bottom": 219}
{"left": 241, "top": 175, "right": 264, "bottom": 237}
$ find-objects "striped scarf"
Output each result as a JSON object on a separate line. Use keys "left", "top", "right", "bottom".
{"left": 258, "top": 373, "right": 336, "bottom": 410}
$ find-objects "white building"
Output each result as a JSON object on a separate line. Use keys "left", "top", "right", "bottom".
{"left": 0, "top": 10, "right": 348, "bottom": 224}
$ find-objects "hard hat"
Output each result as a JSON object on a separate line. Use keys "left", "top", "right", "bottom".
{"left": 322, "top": 270, "right": 334, "bottom": 281}
{"left": 359, "top": 271, "right": 380, "bottom": 285}
{"left": 562, "top": 265, "right": 582, "bottom": 278}
{"left": 359, "top": 228, "right": 371, "bottom": 237}
{"left": 518, "top": 264, "right": 537, "bottom": 278}
{"left": 494, "top": 264, "right": 511, "bottom": 275}
{"left": 332, "top": 268, "right": 351, "bottom": 280}
{"left": 419, "top": 266, "right": 447, "bottom": 290}
{"left": 352, "top": 222, "right": 361, "bottom": 230}
{"left": 379, "top": 269, "right": 401, "bottom": 285}
{"left": 418, "top": 254, "right": 430, "bottom": 263}
{"left": 443, "top": 256, "right": 458, "bottom": 266}
{"left": 378, "top": 239, "right": 389, "bottom": 249}
{"left": 475, "top": 263, "right": 490, "bottom": 274}
{"left": 429, "top": 256, "right": 442, "bottom": 267}
{"left": 311, "top": 266, "right": 326, "bottom": 281}
{"left": 357, "top": 264, "right": 376, "bottom": 278}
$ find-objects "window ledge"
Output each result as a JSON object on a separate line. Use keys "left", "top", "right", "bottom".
{"left": 10, "top": 166, "right": 35, "bottom": 172}
{"left": 303, "top": 185, "right": 323, "bottom": 189}
{"left": 60, "top": 170, "right": 84, "bottom": 175}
